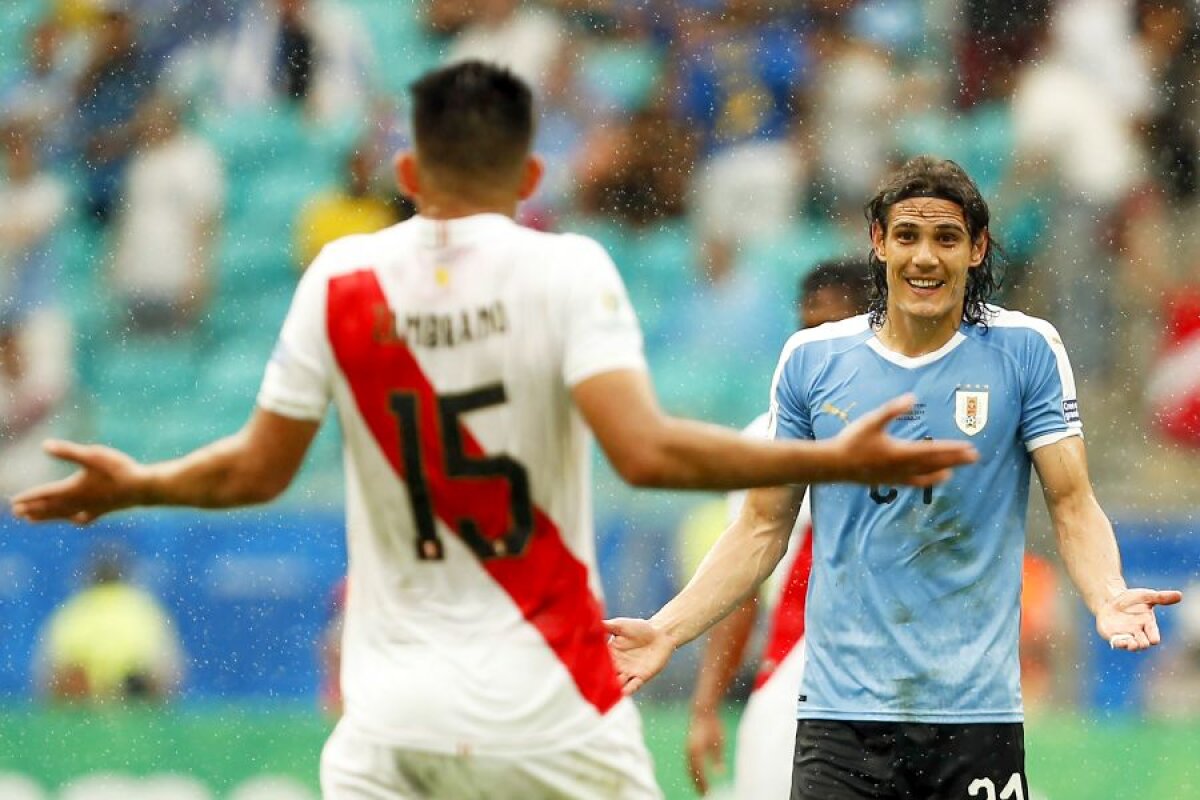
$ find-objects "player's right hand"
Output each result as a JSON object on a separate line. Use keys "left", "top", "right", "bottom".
{"left": 603, "top": 617, "right": 676, "bottom": 696}
{"left": 10, "top": 440, "right": 147, "bottom": 525}
{"left": 686, "top": 710, "right": 726, "bottom": 795}
{"left": 832, "top": 394, "right": 978, "bottom": 486}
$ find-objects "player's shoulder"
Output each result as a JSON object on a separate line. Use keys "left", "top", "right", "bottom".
{"left": 975, "top": 305, "right": 1065, "bottom": 351}
{"left": 778, "top": 314, "right": 873, "bottom": 364}
{"left": 305, "top": 222, "right": 408, "bottom": 280}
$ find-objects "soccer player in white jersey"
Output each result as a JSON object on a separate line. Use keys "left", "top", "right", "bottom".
{"left": 685, "top": 261, "right": 870, "bottom": 798}
{"left": 608, "top": 156, "right": 1184, "bottom": 800}
{"left": 10, "top": 66, "right": 978, "bottom": 799}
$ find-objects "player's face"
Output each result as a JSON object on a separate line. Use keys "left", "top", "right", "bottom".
{"left": 871, "top": 198, "right": 987, "bottom": 326}
{"left": 799, "top": 287, "right": 860, "bottom": 329}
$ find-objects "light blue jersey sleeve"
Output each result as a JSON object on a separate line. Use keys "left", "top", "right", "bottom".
{"left": 994, "top": 313, "right": 1084, "bottom": 450}
{"left": 768, "top": 336, "right": 814, "bottom": 442}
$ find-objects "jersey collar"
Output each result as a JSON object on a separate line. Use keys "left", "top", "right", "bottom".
{"left": 866, "top": 330, "right": 967, "bottom": 369}
{"left": 413, "top": 213, "right": 515, "bottom": 249}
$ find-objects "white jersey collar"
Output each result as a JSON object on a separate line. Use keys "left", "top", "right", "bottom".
{"left": 412, "top": 213, "right": 516, "bottom": 248}
{"left": 866, "top": 330, "right": 967, "bottom": 369}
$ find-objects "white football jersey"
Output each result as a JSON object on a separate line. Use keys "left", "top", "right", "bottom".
{"left": 258, "top": 213, "right": 647, "bottom": 755}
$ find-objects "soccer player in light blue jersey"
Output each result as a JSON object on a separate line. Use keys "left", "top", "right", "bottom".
{"left": 607, "top": 156, "right": 1184, "bottom": 799}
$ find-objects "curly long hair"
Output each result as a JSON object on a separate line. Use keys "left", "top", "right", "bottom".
{"left": 864, "top": 156, "right": 1002, "bottom": 329}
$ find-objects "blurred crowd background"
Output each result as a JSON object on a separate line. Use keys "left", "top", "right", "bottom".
{"left": 1, "top": 0, "right": 1200, "bottom": 797}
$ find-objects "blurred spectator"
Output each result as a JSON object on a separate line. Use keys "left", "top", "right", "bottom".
{"left": 33, "top": 542, "right": 185, "bottom": 703}
{"left": 575, "top": 108, "right": 697, "bottom": 227}
{"left": 0, "top": 20, "right": 87, "bottom": 163}
{"left": 1146, "top": 285, "right": 1200, "bottom": 447}
{"left": 0, "top": 117, "right": 73, "bottom": 498}
{"left": 1009, "top": 17, "right": 1149, "bottom": 383}
{"left": 293, "top": 146, "right": 399, "bottom": 269}
{"left": 671, "top": 0, "right": 807, "bottom": 153}
{"left": 805, "top": 13, "right": 897, "bottom": 218}
{"left": 1133, "top": 0, "right": 1200, "bottom": 204}
{"left": 0, "top": 307, "right": 73, "bottom": 500}
{"left": 220, "top": 0, "right": 377, "bottom": 123}
{"left": 71, "top": 3, "right": 155, "bottom": 224}
{"left": 0, "top": 117, "right": 67, "bottom": 332}
{"left": 424, "top": 0, "right": 475, "bottom": 38}
{"left": 445, "top": 0, "right": 566, "bottom": 93}
{"left": 956, "top": 0, "right": 1049, "bottom": 108}
{"left": 1144, "top": 581, "right": 1200, "bottom": 719}
{"left": 109, "top": 91, "right": 224, "bottom": 334}
{"left": 689, "top": 112, "right": 808, "bottom": 278}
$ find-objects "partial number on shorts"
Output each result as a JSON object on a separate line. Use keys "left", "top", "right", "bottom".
{"left": 968, "top": 773, "right": 1024, "bottom": 800}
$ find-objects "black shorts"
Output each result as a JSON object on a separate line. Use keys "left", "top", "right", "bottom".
{"left": 792, "top": 719, "right": 1028, "bottom": 800}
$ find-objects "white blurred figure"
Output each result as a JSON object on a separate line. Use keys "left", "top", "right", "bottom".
{"left": 109, "top": 91, "right": 224, "bottom": 335}
{"left": 0, "top": 772, "right": 48, "bottom": 800}
{"left": 1010, "top": 13, "right": 1151, "bottom": 382}
{"left": 137, "top": 774, "right": 213, "bottom": 800}
{"left": 0, "top": 307, "right": 73, "bottom": 499}
{"left": 220, "top": 0, "right": 378, "bottom": 122}
{"left": 445, "top": 0, "right": 566, "bottom": 93}
{"left": 58, "top": 773, "right": 140, "bottom": 800}
{"left": 228, "top": 775, "right": 316, "bottom": 800}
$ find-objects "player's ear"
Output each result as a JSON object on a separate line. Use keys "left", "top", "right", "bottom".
{"left": 870, "top": 221, "right": 887, "bottom": 262}
{"left": 517, "top": 155, "right": 544, "bottom": 202}
{"left": 394, "top": 151, "right": 420, "bottom": 201}
{"left": 970, "top": 229, "right": 989, "bottom": 268}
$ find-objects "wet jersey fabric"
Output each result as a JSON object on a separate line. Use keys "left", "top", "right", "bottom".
{"left": 768, "top": 308, "right": 1081, "bottom": 723}
{"left": 258, "top": 213, "right": 647, "bottom": 755}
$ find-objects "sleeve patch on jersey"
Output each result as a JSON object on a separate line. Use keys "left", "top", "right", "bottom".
{"left": 1063, "top": 398, "right": 1080, "bottom": 424}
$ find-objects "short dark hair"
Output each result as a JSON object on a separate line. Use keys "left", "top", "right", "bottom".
{"left": 410, "top": 60, "right": 534, "bottom": 187}
{"left": 799, "top": 259, "right": 871, "bottom": 314}
{"left": 864, "top": 156, "right": 1001, "bottom": 328}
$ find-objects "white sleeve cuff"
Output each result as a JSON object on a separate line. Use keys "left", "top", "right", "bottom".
{"left": 1025, "top": 428, "right": 1082, "bottom": 453}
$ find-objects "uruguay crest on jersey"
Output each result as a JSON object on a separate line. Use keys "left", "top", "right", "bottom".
{"left": 955, "top": 385, "right": 989, "bottom": 435}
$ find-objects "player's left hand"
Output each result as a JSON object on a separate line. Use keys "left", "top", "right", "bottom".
{"left": 10, "top": 440, "right": 148, "bottom": 525}
{"left": 1097, "top": 587, "right": 1183, "bottom": 652}
{"left": 604, "top": 617, "right": 676, "bottom": 695}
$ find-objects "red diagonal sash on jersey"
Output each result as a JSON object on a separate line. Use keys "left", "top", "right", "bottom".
{"left": 754, "top": 524, "right": 813, "bottom": 690}
{"left": 326, "top": 269, "right": 621, "bottom": 714}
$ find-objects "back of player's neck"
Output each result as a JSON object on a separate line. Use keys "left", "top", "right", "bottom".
{"left": 876, "top": 315, "right": 960, "bottom": 357}
{"left": 416, "top": 193, "right": 517, "bottom": 221}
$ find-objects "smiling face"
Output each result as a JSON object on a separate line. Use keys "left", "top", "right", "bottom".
{"left": 870, "top": 197, "right": 988, "bottom": 328}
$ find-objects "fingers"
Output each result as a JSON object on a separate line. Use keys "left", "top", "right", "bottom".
{"left": 42, "top": 439, "right": 96, "bottom": 467}
{"left": 621, "top": 676, "right": 644, "bottom": 696}
{"left": 858, "top": 394, "right": 916, "bottom": 431}
{"left": 1146, "top": 616, "right": 1162, "bottom": 646}
{"left": 1150, "top": 589, "right": 1183, "bottom": 607}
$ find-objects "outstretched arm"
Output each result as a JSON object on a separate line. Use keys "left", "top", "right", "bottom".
{"left": 573, "top": 370, "right": 976, "bottom": 491}
{"left": 11, "top": 407, "right": 320, "bottom": 524}
{"left": 607, "top": 484, "right": 803, "bottom": 693}
{"left": 1033, "top": 436, "right": 1182, "bottom": 651}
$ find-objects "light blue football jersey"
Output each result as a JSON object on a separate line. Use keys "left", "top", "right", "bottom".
{"left": 768, "top": 306, "right": 1082, "bottom": 723}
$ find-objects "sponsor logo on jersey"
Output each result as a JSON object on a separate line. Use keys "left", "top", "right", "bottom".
{"left": 955, "top": 385, "right": 989, "bottom": 435}
{"left": 820, "top": 400, "right": 856, "bottom": 426}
